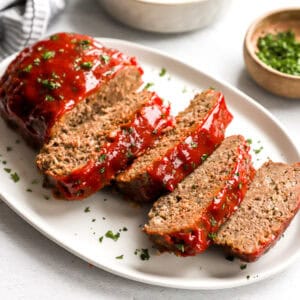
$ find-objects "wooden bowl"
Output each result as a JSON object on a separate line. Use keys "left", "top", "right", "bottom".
{"left": 244, "top": 8, "right": 300, "bottom": 99}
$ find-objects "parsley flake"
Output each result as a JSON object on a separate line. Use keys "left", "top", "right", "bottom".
{"left": 42, "top": 51, "right": 55, "bottom": 60}
{"left": 84, "top": 207, "right": 91, "bottom": 213}
{"left": 105, "top": 230, "right": 120, "bottom": 241}
{"left": 143, "top": 82, "right": 154, "bottom": 90}
{"left": 159, "top": 67, "right": 167, "bottom": 77}
{"left": 10, "top": 172, "right": 20, "bottom": 182}
{"left": 115, "top": 255, "right": 124, "bottom": 260}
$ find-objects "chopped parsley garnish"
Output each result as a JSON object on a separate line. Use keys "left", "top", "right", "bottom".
{"left": 225, "top": 255, "right": 235, "bottom": 262}
{"left": 42, "top": 51, "right": 56, "bottom": 60}
{"left": 144, "top": 82, "right": 154, "bottom": 90}
{"left": 41, "top": 79, "right": 61, "bottom": 90}
{"left": 45, "top": 95, "right": 55, "bottom": 102}
{"left": 209, "top": 86, "right": 215, "bottom": 90}
{"left": 84, "top": 207, "right": 90, "bottom": 213}
{"left": 126, "top": 150, "right": 133, "bottom": 159}
{"left": 81, "top": 61, "right": 93, "bottom": 70}
{"left": 175, "top": 243, "right": 185, "bottom": 253}
{"left": 99, "top": 167, "right": 105, "bottom": 174}
{"left": 135, "top": 248, "right": 150, "bottom": 260}
{"left": 201, "top": 153, "right": 208, "bottom": 162}
{"left": 246, "top": 138, "right": 252, "bottom": 145}
{"left": 208, "top": 232, "right": 217, "bottom": 240}
{"left": 100, "top": 54, "right": 110, "bottom": 64}
{"left": 246, "top": 275, "right": 250, "bottom": 280}
{"left": 78, "top": 40, "right": 91, "bottom": 50}
{"left": 98, "top": 154, "right": 107, "bottom": 163}
{"left": 238, "top": 182, "right": 243, "bottom": 190}
{"left": 10, "top": 172, "right": 20, "bottom": 182}
{"left": 240, "top": 264, "right": 247, "bottom": 270}
{"left": 44, "top": 195, "right": 50, "bottom": 200}
{"left": 254, "top": 146, "right": 263, "bottom": 154}
{"left": 159, "top": 67, "right": 167, "bottom": 77}
{"left": 105, "top": 230, "right": 120, "bottom": 241}
{"left": 4, "top": 168, "right": 11, "bottom": 173}
{"left": 26, "top": 188, "right": 32, "bottom": 192}
{"left": 210, "top": 216, "right": 217, "bottom": 227}
{"left": 122, "top": 227, "right": 128, "bottom": 231}
{"left": 6, "top": 146, "right": 12, "bottom": 152}
{"left": 50, "top": 34, "right": 59, "bottom": 41}
{"left": 99, "top": 236, "right": 103, "bottom": 243}
{"left": 235, "top": 172, "right": 240, "bottom": 177}
{"left": 23, "top": 64, "right": 32, "bottom": 73}
{"left": 2, "top": 160, "right": 7, "bottom": 165}
{"left": 92, "top": 219, "right": 96, "bottom": 222}
{"left": 115, "top": 255, "right": 124, "bottom": 260}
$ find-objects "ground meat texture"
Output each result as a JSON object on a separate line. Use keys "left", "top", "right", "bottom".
{"left": 0, "top": 32, "right": 143, "bottom": 148}
{"left": 214, "top": 161, "right": 300, "bottom": 262}
{"left": 36, "top": 91, "right": 172, "bottom": 200}
{"left": 144, "top": 135, "right": 255, "bottom": 256}
{"left": 116, "top": 89, "right": 233, "bottom": 202}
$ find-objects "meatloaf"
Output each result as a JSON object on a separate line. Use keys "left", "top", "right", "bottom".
{"left": 144, "top": 135, "right": 255, "bottom": 256}
{"left": 214, "top": 161, "right": 300, "bottom": 262}
{"left": 0, "top": 32, "right": 143, "bottom": 147}
{"left": 116, "top": 89, "right": 233, "bottom": 202}
{"left": 36, "top": 91, "right": 172, "bottom": 200}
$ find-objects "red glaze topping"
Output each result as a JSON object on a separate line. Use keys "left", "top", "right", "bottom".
{"left": 55, "top": 93, "right": 172, "bottom": 200}
{"left": 148, "top": 91, "right": 233, "bottom": 191}
{"left": 164, "top": 140, "right": 255, "bottom": 256}
{"left": 0, "top": 32, "right": 142, "bottom": 145}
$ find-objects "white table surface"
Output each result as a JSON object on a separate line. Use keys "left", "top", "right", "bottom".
{"left": 1, "top": 0, "right": 300, "bottom": 299}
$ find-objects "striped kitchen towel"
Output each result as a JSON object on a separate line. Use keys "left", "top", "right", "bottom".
{"left": 0, "top": 0, "right": 65, "bottom": 60}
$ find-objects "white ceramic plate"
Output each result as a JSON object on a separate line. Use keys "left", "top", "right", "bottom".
{"left": 0, "top": 38, "right": 299, "bottom": 290}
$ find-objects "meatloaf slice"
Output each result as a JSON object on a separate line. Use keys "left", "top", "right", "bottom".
{"left": 116, "top": 89, "right": 233, "bottom": 202}
{"left": 214, "top": 161, "right": 300, "bottom": 262}
{"left": 36, "top": 91, "right": 172, "bottom": 200}
{"left": 0, "top": 32, "right": 142, "bottom": 147}
{"left": 144, "top": 135, "right": 255, "bottom": 256}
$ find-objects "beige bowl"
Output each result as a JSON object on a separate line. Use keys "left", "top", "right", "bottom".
{"left": 244, "top": 8, "right": 300, "bottom": 99}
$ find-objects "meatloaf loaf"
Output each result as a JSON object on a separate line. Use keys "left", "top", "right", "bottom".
{"left": 116, "top": 89, "right": 233, "bottom": 202}
{"left": 144, "top": 135, "right": 255, "bottom": 256}
{"left": 36, "top": 91, "right": 172, "bottom": 200}
{"left": 0, "top": 32, "right": 143, "bottom": 147}
{"left": 214, "top": 161, "right": 300, "bottom": 262}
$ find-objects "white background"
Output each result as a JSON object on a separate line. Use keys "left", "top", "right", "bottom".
{"left": 1, "top": 0, "right": 300, "bottom": 299}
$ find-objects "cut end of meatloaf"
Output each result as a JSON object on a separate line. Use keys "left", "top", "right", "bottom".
{"left": 214, "top": 161, "right": 300, "bottom": 262}
{"left": 144, "top": 135, "right": 254, "bottom": 256}
{"left": 51, "top": 66, "right": 142, "bottom": 137}
{"left": 116, "top": 89, "right": 232, "bottom": 202}
{"left": 36, "top": 91, "right": 155, "bottom": 177}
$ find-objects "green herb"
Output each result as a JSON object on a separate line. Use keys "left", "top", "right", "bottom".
{"left": 238, "top": 182, "right": 243, "bottom": 190}
{"left": 99, "top": 167, "right": 105, "bottom": 174}
{"left": 246, "top": 138, "right": 252, "bottom": 145}
{"left": 208, "top": 232, "right": 217, "bottom": 240}
{"left": 175, "top": 243, "right": 185, "bottom": 253}
{"left": 23, "top": 64, "right": 32, "bottom": 73}
{"left": 144, "top": 82, "right": 154, "bottom": 90}
{"left": 135, "top": 248, "right": 150, "bottom": 260}
{"left": 201, "top": 153, "right": 208, "bottom": 162}
{"left": 102, "top": 217, "right": 106, "bottom": 220}
{"left": 126, "top": 150, "right": 133, "bottom": 159}
{"left": 45, "top": 95, "right": 55, "bottom": 102}
{"left": 6, "top": 146, "right": 12, "bottom": 152}
{"left": 78, "top": 40, "right": 91, "bottom": 50}
{"left": 44, "top": 195, "right": 50, "bottom": 200}
{"left": 225, "top": 255, "right": 235, "bottom": 262}
{"left": 246, "top": 275, "right": 250, "bottom": 280}
{"left": 84, "top": 207, "right": 90, "bottom": 213}
{"left": 50, "top": 34, "right": 59, "bottom": 41}
{"left": 41, "top": 79, "right": 61, "bottom": 90}
{"left": 210, "top": 216, "right": 217, "bottom": 227}
{"left": 42, "top": 51, "right": 56, "bottom": 60}
{"left": 98, "top": 154, "right": 107, "bottom": 163}
{"left": 100, "top": 54, "right": 110, "bottom": 64}
{"left": 235, "top": 172, "right": 240, "bottom": 177}
{"left": 2, "top": 160, "right": 7, "bottom": 165}
{"left": 256, "top": 30, "right": 300, "bottom": 76}
{"left": 81, "top": 61, "right": 93, "bottom": 70}
{"left": 92, "top": 219, "right": 96, "bottom": 222}
{"left": 10, "top": 172, "right": 20, "bottom": 182}
{"left": 99, "top": 236, "right": 103, "bottom": 243}
{"left": 105, "top": 230, "right": 120, "bottom": 241}
{"left": 240, "top": 264, "right": 247, "bottom": 270}
{"left": 159, "top": 67, "right": 167, "bottom": 77}
{"left": 190, "top": 142, "right": 198, "bottom": 149}
{"left": 4, "top": 168, "right": 11, "bottom": 173}
{"left": 26, "top": 188, "right": 32, "bottom": 192}
{"left": 122, "top": 227, "right": 128, "bottom": 231}
{"left": 115, "top": 255, "right": 124, "bottom": 259}
{"left": 209, "top": 86, "right": 215, "bottom": 90}
{"left": 254, "top": 146, "right": 263, "bottom": 154}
